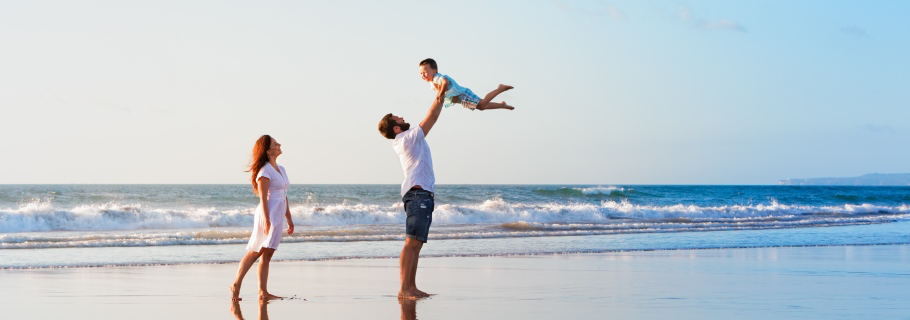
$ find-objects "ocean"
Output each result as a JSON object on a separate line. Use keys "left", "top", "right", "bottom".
{"left": 1, "top": 184, "right": 909, "bottom": 269}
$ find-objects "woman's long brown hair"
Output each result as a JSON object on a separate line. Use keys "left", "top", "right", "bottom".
{"left": 246, "top": 135, "right": 272, "bottom": 195}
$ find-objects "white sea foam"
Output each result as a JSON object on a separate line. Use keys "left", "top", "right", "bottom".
{"left": 0, "top": 200, "right": 252, "bottom": 233}
{"left": 2, "top": 198, "right": 909, "bottom": 235}
{"left": 4, "top": 209, "right": 907, "bottom": 250}
{"left": 574, "top": 186, "right": 624, "bottom": 195}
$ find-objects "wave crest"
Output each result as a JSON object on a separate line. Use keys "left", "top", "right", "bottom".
{"left": 2, "top": 198, "right": 909, "bottom": 234}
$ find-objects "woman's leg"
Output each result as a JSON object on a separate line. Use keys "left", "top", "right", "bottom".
{"left": 257, "top": 247, "right": 283, "bottom": 300}
{"left": 231, "top": 250, "right": 263, "bottom": 301}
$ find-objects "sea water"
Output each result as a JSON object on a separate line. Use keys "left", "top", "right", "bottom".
{"left": 1, "top": 185, "right": 908, "bottom": 268}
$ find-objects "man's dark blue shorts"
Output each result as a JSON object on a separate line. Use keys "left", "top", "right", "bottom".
{"left": 403, "top": 189, "right": 434, "bottom": 243}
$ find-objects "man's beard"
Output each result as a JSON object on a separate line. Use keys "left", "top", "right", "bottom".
{"left": 398, "top": 122, "right": 410, "bottom": 131}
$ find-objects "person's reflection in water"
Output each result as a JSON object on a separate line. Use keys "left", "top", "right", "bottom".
{"left": 231, "top": 300, "right": 270, "bottom": 320}
{"left": 230, "top": 300, "right": 245, "bottom": 320}
{"left": 257, "top": 300, "right": 270, "bottom": 320}
{"left": 399, "top": 297, "right": 418, "bottom": 320}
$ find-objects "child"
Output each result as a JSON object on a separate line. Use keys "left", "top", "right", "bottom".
{"left": 419, "top": 58, "right": 514, "bottom": 111}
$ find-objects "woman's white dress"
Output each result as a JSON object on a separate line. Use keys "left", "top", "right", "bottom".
{"left": 245, "top": 164, "right": 290, "bottom": 252}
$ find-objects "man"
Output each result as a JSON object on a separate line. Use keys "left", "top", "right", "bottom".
{"left": 377, "top": 97, "right": 443, "bottom": 299}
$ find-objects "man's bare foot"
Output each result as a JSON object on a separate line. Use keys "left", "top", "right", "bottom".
{"left": 414, "top": 288, "right": 433, "bottom": 297}
{"left": 498, "top": 84, "right": 514, "bottom": 92}
{"left": 230, "top": 284, "right": 242, "bottom": 301}
{"left": 259, "top": 292, "right": 283, "bottom": 300}
{"left": 398, "top": 288, "right": 426, "bottom": 300}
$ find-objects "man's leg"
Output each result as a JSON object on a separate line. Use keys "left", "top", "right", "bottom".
{"left": 399, "top": 237, "right": 424, "bottom": 299}
{"left": 409, "top": 240, "right": 424, "bottom": 293}
{"left": 400, "top": 190, "right": 433, "bottom": 299}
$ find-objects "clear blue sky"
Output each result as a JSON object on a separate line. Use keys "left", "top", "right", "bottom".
{"left": 1, "top": 1, "right": 907, "bottom": 184}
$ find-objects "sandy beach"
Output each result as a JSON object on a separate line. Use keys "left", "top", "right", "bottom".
{"left": 3, "top": 0, "right": 907, "bottom": 319}
{"left": 3, "top": 244, "right": 908, "bottom": 319}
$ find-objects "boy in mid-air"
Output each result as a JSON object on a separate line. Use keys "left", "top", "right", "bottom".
{"left": 419, "top": 58, "right": 514, "bottom": 111}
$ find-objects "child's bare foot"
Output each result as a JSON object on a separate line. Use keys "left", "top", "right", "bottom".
{"left": 498, "top": 84, "right": 513, "bottom": 92}
{"left": 230, "top": 284, "right": 242, "bottom": 301}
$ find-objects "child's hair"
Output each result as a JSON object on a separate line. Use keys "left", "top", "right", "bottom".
{"left": 419, "top": 58, "right": 437, "bottom": 71}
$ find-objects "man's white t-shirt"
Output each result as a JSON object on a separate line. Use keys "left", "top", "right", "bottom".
{"left": 393, "top": 126, "right": 435, "bottom": 197}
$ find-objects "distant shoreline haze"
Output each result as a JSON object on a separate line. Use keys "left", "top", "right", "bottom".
{"left": 778, "top": 173, "right": 910, "bottom": 186}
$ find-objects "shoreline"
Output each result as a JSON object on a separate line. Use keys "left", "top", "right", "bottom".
{"left": 5, "top": 220, "right": 910, "bottom": 269}
{"left": 4, "top": 244, "right": 909, "bottom": 319}
{"left": 4, "top": 240, "right": 910, "bottom": 270}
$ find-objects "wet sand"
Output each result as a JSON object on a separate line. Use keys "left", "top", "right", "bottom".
{"left": 3, "top": 244, "right": 909, "bottom": 319}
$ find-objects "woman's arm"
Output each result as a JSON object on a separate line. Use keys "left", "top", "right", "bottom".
{"left": 258, "top": 177, "right": 271, "bottom": 234}
{"left": 285, "top": 196, "right": 294, "bottom": 235}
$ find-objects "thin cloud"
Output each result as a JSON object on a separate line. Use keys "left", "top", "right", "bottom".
{"left": 552, "top": 0, "right": 626, "bottom": 21}
{"left": 678, "top": 6, "right": 691, "bottom": 22}
{"left": 552, "top": 0, "right": 571, "bottom": 12}
{"left": 701, "top": 19, "right": 747, "bottom": 32}
{"left": 858, "top": 124, "right": 894, "bottom": 134}
{"left": 675, "top": 5, "right": 747, "bottom": 33}
{"left": 98, "top": 100, "right": 131, "bottom": 113}
{"left": 606, "top": 5, "right": 626, "bottom": 20}
{"left": 151, "top": 107, "right": 171, "bottom": 115}
{"left": 840, "top": 26, "right": 870, "bottom": 38}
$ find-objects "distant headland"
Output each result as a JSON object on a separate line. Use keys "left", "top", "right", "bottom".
{"left": 778, "top": 173, "right": 910, "bottom": 186}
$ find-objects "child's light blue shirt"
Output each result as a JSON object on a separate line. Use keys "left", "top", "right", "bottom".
{"left": 432, "top": 73, "right": 470, "bottom": 108}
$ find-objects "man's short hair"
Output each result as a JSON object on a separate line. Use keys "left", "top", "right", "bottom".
{"left": 378, "top": 113, "right": 398, "bottom": 139}
{"left": 419, "top": 58, "right": 437, "bottom": 71}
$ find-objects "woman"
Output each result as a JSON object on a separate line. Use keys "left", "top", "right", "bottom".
{"left": 230, "top": 135, "right": 295, "bottom": 301}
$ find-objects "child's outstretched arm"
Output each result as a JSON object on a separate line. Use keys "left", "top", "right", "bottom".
{"left": 435, "top": 77, "right": 449, "bottom": 101}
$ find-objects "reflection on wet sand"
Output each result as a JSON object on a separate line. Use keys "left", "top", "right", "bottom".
{"left": 399, "top": 298, "right": 418, "bottom": 320}
{"left": 231, "top": 300, "right": 270, "bottom": 320}
{"left": 230, "top": 295, "right": 417, "bottom": 319}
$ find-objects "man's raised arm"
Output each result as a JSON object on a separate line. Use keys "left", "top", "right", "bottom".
{"left": 419, "top": 97, "right": 444, "bottom": 137}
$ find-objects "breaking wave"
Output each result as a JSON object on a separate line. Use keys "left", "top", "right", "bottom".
{"left": 2, "top": 197, "right": 908, "bottom": 249}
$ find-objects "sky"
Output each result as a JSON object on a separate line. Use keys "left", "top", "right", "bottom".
{"left": 1, "top": 0, "right": 908, "bottom": 184}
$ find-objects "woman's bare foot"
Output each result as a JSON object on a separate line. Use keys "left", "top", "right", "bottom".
{"left": 230, "top": 284, "right": 242, "bottom": 301}
{"left": 502, "top": 101, "right": 515, "bottom": 110}
{"left": 498, "top": 84, "right": 514, "bottom": 92}
{"left": 259, "top": 292, "right": 283, "bottom": 300}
